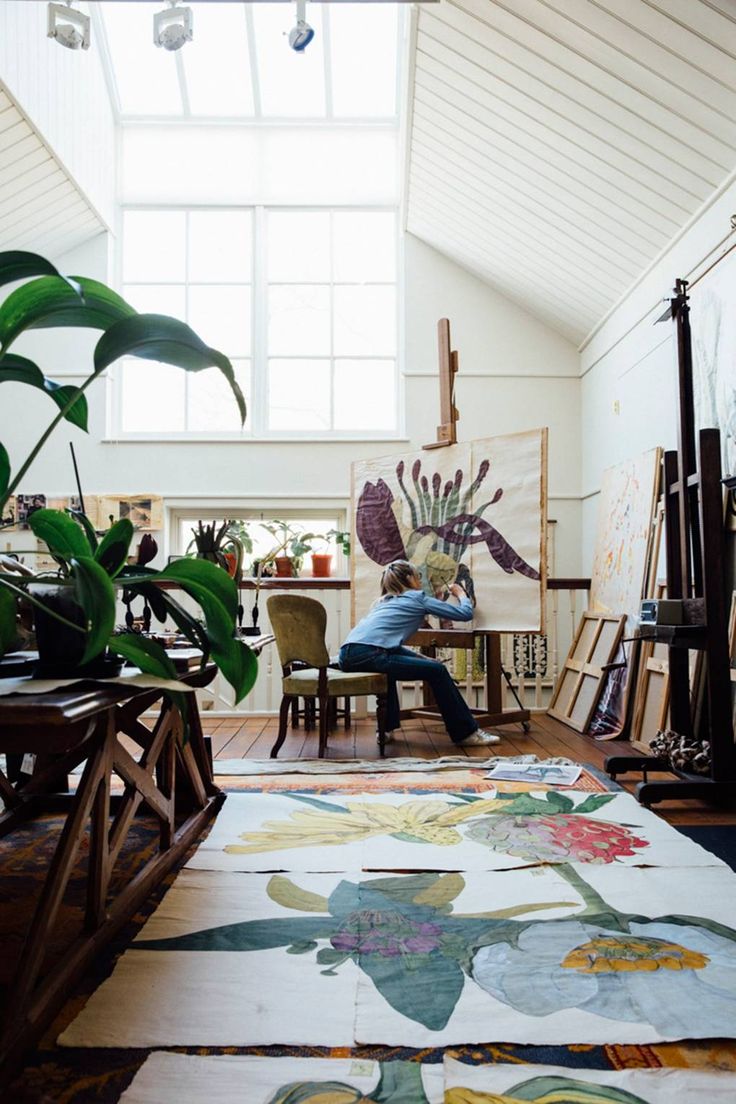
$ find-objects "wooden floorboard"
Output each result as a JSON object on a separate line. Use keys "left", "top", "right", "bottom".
{"left": 212, "top": 712, "right": 736, "bottom": 825}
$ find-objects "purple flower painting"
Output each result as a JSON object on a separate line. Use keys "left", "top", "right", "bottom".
{"left": 352, "top": 433, "right": 547, "bottom": 630}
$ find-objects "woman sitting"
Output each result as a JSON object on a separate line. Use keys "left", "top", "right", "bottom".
{"left": 339, "top": 560, "right": 500, "bottom": 747}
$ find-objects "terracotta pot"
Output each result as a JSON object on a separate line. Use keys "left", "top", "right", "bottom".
{"left": 274, "top": 556, "right": 294, "bottom": 577}
{"left": 311, "top": 552, "right": 333, "bottom": 577}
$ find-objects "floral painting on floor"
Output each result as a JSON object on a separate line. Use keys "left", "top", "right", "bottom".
{"left": 61, "top": 865, "right": 736, "bottom": 1049}
{"left": 443, "top": 1058, "right": 736, "bottom": 1103}
{"left": 351, "top": 430, "right": 547, "bottom": 632}
{"left": 120, "top": 1054, "right": 443, "bottom": 1104}
{"left": 185, "top": 789, "right": 725, "bottom": 873}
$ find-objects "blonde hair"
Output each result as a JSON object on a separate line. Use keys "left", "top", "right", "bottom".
{"left": 379, "top": 559, "right": 420, "bottom": 599}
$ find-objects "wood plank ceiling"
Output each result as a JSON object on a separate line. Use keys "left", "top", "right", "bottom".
{"left": 0, "top": 81, "right": 104, "bottom": 258}
{"left": 406, "top": 0, "right": 736, "bottom": 344}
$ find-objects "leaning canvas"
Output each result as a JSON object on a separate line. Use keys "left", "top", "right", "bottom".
{"left": 351, "top": 429, "right": 547, "bottom": 632}
{"left": 691, "top": 247, "right": 736, "bottom": 479}
{"left": 589, "top": 449, "right": 662, "bottom": 627}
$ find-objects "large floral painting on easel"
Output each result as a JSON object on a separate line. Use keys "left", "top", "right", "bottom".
{"left": 351, "top": 429, "right": 547, "bottom": 632}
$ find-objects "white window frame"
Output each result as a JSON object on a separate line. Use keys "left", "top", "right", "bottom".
{"left": 109, "top": 203, "right": 405, "bottom": 443}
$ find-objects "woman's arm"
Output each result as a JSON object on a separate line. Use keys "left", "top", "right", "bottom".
{"left": 419, "top": 589, "right": 474, "bottom": 622}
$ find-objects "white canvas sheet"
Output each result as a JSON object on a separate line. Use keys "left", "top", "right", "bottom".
{"left": 351, "top": 430, "right": 547, "bottom": 632}
{"left": 58, "top": 869, "right": 361, "bottom": 1048}
{"left": 443, "top": 1058, "right": 736, "bottom": 1102}
{"left": 186, "top": 790, "right": 725, "bottom": 872}
{"left": 353, "top": 864, "right": 736, "bottom": 1046}
{"left": 120, "top": 1054, "right": 444, "bottom": 1104}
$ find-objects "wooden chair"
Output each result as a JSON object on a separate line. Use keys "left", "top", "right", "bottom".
{"left": 268, "top": 594, "right": 388, "bottom": 759}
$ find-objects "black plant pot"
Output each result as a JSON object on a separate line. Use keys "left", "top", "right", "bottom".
{"left": 30, "top": 583, "right": 124, "bottom": 680}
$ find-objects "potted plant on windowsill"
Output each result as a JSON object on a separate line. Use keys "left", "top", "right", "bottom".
{"left": 259, "top": 520, "right": 317, "bottom": 579}
{"left": 0, "top": 250, "right": 258, "bottom": 720}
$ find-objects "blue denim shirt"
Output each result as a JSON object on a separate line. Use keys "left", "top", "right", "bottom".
{"left": 342, "top": 589, "right": 474, "bottom": 649}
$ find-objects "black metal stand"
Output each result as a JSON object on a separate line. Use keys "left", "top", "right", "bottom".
{"left": 605, "top": 280, "right": 736, "bottom": 806}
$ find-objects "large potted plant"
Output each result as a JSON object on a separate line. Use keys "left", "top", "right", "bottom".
{"left": 0, "top": 250, "right": 258, "bottom": 717}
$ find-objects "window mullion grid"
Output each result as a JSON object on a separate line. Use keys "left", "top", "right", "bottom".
{"left": 329, "top": 210, "right": 336, "bottom": 432}
{"left": 184, "top": 210, "right": 191, "bottom": 432}
{"left": 255, "top": 206, "right": 268, "bottom": 436}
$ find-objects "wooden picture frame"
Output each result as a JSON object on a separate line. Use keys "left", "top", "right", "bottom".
{"left": 547, "top": 611, "right": 626, "bottom": 733}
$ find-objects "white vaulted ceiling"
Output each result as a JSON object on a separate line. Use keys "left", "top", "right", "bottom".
{"left": 406, "top": 0, "right": 736, "bottom": 344}
{"left": 0, "top": 82, "right": 105, "bottom": 257}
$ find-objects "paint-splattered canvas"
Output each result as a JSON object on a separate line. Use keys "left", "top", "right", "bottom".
{"left": 120, "top": 1054, "right": 444, "bottom": 1104}
{"left": 691, "top": 248, "right": 736, "bottom": 479}
{"left": 589, "top": 449, "right": 662, "bottom": 627}
{"left": 185, "top": 789, "right": 725, "bottom": 873}
{"left": 443, "top": 1058, "right": 736, "bottom": 1103}
{"left": 351, "top": 429, "right": 547, "bottom": 632}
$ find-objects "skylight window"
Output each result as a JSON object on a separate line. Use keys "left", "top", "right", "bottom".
{"left": 97, "top": 2, "right": 401, "bottom": 121}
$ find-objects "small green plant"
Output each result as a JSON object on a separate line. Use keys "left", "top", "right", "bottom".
{"left": 259, "top": 519, "right": 318, "bottom": 576}
{"left": 327, "top": 528, "right": 351, "bottom": 558}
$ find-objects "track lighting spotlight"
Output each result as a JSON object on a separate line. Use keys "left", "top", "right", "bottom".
{"left": 154, "top": 2, "right": 193, "bottom": 52}
{"left": 47, "top": 2, "right": 90, "bottom": 51}
{"left": 288, "top": 0, "right": 314, "bottom": 52}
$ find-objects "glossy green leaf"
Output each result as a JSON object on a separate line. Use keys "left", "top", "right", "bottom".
{"left": 29, "top": 508, "right": 91, "bottom": 560}
{"left": 0, "top": 251, "right": 82, "bottom": 294}
{"left": 107, "top": 633, "right": 179, "bottom": 680}
{"left": 133, "top": 584, "right": 210, "bottom": 658}
{"left": 95, "top": 518, "right": 134, "bottom": 578}
{"left": 0, "top": 443, "right": 9, "bottom": 499}
{"left": 71, "top": 556, "right": 116, "bottom": 665}
{"left": 0, "top": 276, "right": 136, "bottom": 352}
{"left": 158, "top": 556, "right": 238, "bottom": 621}
{"left": 68, "top": 509, "right": 98, "bottom": 552}
{"left": 93, "top": 314, "right": 246, "bottom": 425}
{"left": 0, "top": 587, "right": 17, "bottom": 655}
{"left": 0, "top": 353, "right": 89, "bottom": 431}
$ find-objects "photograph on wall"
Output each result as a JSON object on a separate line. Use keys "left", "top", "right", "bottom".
{"left": 97, "top": 494, "right": 163, "bottom": 531}
{"left": 351, "top": 429, "right": 548, "bottom": 633}
{"left": 691, "top": 247, "right": 736, "bottom": 479}
{"left": 14, "top": 493, "right": 46, "bottom": 528}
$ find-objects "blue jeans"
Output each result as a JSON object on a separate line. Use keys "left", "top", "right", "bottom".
{"left": 338, "top": 643, "right": 478, "bottom": 744}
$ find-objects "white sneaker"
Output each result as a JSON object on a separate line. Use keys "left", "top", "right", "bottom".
{"left": 376, "top": 729, "right": 395, "bottom": 744}
{"left": 459, "top": 729, "right": 501, "bottom": 746}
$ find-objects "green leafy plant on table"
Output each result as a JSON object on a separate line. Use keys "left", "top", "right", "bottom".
{"left": 0, "top": 250, "right": 258, "bottom": 723}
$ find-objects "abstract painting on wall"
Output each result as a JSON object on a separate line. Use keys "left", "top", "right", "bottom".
{"left": 351, "top": 429, "right": 547, "bottom": 632}
{"left": 691, "top": 247, "right": 736, "bottom": 479}
{"left": 589, "top": 448, "right": 662, "bottom": 627}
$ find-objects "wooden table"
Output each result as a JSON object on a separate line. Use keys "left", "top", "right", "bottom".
{"left": 402, "top": 628, "right": 531, "bottom": 732}
{"left": 0, "top": 665, "right": 222, "bottom": 1084}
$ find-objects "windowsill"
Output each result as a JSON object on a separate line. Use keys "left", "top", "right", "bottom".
{"left": 101, "top": 435, "right": 410, "bottom": 444}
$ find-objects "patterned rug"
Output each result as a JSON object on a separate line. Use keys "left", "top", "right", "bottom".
{"left": 6, "top": 767, "right": 736, "bottom": 1103}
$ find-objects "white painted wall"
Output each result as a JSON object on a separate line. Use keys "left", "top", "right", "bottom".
{"left": 1, "top": 232, "right": 581, "bottom": 577}
{"left": 0, "top": 1, "right": 115, "bottom": 228}
{"left": 579, "top": 173, "right": 736, "bottom": 571}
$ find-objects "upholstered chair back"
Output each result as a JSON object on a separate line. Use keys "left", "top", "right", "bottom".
{"left": 267, "top": 594, "right": 331, "bottom": 669}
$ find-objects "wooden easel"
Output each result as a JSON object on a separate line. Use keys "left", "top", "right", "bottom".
{"left": 407, "top": 318, "right": 531, "bottom": 733}
{"left": 423, "top": 318, "right": 459, "bottom": 450}
{"left": 606, "top": 280, "right": 736, "bottom": 804}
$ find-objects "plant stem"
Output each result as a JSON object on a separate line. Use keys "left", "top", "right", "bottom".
{"left": 0, "top": 577, "right": 86, "bottom": 633}
{"left": 1, "top": 371, "right": 97, "bottom": 512}
{"left": 555, "top": 863, "right": 611, "bottom": 914}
